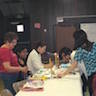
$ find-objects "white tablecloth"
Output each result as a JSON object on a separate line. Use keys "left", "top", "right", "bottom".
{"left": 15, "top": 72, "right": 83, "bottom": 96}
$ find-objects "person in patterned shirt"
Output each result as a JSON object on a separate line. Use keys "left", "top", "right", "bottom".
{"left": 58, "top": 30, "right": 96, "bottom": 96}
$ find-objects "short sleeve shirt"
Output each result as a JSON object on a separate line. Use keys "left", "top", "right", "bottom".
{"left": 74, "top": 42, "right": 96, "bottom": 76}
{"left": 0, "top": 48, "right": 19, "bottom": 72}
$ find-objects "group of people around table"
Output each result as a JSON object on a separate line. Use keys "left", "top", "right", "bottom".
{"left": 0, "top": 29, "right": 96, "bottom": 96}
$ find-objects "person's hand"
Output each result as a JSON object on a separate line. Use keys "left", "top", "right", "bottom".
{"left": 19, "top": 59, "right": 24, "bottom": 65}
{"left": 57, "top": 71, "right": 67, "bottom": 78}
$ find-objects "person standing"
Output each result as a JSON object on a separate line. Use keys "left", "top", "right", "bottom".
{"left": 58, "top": 30, "right": 96, "bottom": 96}
{"left": 0, "top": 32, "right": 27, "bottom": 95}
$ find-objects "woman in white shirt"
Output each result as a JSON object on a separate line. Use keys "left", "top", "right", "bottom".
{"left": 27, "top": 41, "right": 53, "bottom": 74}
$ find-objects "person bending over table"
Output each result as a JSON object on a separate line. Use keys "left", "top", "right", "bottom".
{"left": 0, "top": 32, "right": 28, "bottom": 95}
{"left": 59, "top": 47, "right": 72, "bottom": 65}
{"left": 58, "top": 30, "right": 96, "bottom": 96}
{"left": 59, "top": 47, "right": 87, "bottom": 96}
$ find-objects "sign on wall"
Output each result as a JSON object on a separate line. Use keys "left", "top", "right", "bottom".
{"left": 17, "top": 25, "right": 24, "bottom": 32}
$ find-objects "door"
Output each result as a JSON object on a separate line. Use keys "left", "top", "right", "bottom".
{"left": 55, "top": 25, "right": 76, "bottom": 52}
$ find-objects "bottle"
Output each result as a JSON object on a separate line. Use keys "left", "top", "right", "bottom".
{"left": 54, "top": 53, "right": 60, "bottom": 68}
{"left": 49, "top": 57, "right": 55, "bottom": 75}
{"left": 49, "top": 57, "right": 52, "bottom": 64}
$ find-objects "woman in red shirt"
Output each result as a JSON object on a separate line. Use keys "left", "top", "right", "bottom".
{"left": 0, "top": 32, "right": 27, "bottom": 95}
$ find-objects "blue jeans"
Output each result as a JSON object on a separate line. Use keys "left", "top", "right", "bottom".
{"left": 0, "top": 72, "right": 19, "bottom": 95}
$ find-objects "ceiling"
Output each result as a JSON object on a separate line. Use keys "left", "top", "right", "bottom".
{"left": 0, "top": 0, "right": 96, "bottom": 18}
{"left": 0, "top": 0, "right": 31, "bottom": 18}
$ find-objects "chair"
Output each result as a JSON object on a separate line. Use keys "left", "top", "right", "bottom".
{"left": 13, "top": 80, "right": 27, "bottom": 93}
{"left": 0, "top": 89, "right": 13, "bottom": 96}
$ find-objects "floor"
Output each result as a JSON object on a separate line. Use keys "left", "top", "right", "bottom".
{"left": 85, "top": 87, "right": 90, "bottom": 96}
{"left": 0, "top": 79, "right": 4, "bottom": 92}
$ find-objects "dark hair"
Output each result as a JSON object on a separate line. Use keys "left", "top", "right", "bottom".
{"left": 15, "top": 44, "right": 27, "bottom": 53}
{"left": 59, "top": 47, "right": 72, "bottom": 60}
{"left": 4, "top": 32, "right": 18, "bottom": 43}
{"left": 73, "top": 30, "right": 87, "bottom": 49}
{"left": 34, "top": 41, "right": 46, "bottom": 49}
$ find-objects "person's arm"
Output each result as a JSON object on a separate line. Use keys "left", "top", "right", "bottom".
{"left": 3, "top": 62, "right": 28, "bottom": 73}
{"left": 19, "top": 58, "right": 24, "bottom": 65}
{"left": 58, "top": 60, "right": 78, "bottom": 77}
{"left": 1, "top": 49, "right": 27, "bottom": 73}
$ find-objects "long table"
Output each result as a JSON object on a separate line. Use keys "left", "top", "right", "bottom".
{"left": 15, "top": 72, "right": 83, "bottom": 96}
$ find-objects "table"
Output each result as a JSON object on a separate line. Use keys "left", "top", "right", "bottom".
{"left": 15, "top": 72, "right": 83, "bottom": 96}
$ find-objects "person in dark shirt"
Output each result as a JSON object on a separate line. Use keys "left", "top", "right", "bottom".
{"left": 15, "top": 45, "right": 28, "bottom": 80}
{"left": 15, "top": 45, "right": 28, "bottom": 67}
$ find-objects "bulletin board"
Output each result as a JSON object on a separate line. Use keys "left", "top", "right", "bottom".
{"left": 80, "top": 23, "right": 96, "bottom": 42}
